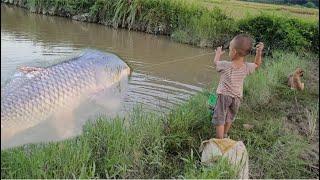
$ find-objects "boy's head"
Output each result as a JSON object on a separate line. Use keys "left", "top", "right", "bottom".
{"left": 229, "top": 34, "right": 253, "bottom": 59}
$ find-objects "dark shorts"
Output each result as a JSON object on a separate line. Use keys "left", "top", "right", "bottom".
{"left": 212, "top": 94, "right": 241, "bottom": 126}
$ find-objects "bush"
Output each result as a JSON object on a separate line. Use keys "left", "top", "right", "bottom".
{"left": 238, "top": 14, "right": 318, "bottom": 53}
{"left": 304, "top": 2, "right": 317, "bottom": 8}
{"left": 175, "top": 8, "right": 237, "bottom": 47}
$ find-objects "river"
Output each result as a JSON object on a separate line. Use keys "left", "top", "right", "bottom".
{"left": 1, "top": 4, "right": 219, "bottom": 148}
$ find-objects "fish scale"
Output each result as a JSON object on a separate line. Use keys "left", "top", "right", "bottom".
{"left": 1, "top": 50, "right": 130, "bottom": 133}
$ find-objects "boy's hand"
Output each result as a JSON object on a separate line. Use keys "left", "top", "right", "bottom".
{"left": 254, "top": 42, "right": 264, "bottom": 68}
{"left": 215, "top": 46, "right": 225, "bottom": 57}
{"left": 255, "top": 42, "right": 264, "bottom": 55}
{"left": 214, "top": 46, "right": 225, "bottom": 65}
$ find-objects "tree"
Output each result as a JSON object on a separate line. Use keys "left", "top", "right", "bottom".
{"left": 305, "top": 1, "right": 317, "bottom": 8}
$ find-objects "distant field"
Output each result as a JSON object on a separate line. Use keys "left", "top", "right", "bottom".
{"left": 200, "top": 0, "right": 319, "bottom": 21}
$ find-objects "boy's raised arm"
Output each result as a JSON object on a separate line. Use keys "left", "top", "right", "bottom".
{"left": 214, "top": 46, "right": 225, "bottom": 65}
{"left": 254, "top": 42, "right": 264, "bottom": 68}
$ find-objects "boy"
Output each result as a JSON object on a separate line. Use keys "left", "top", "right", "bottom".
{"left": 213, "top": 34, "right": 264, "bottom": 139}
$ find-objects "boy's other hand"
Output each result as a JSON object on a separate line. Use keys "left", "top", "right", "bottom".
{"left": 254, "top": 42, "right": 264, "bottom": 68}
{"left": 214, "top": 46, "right": 225, "bottom": 65}
{"left": 215, "top": 46, "right": 225, "bottom": 57}
{"left": 256, "top": 42, "right": 264, "bottom": 55}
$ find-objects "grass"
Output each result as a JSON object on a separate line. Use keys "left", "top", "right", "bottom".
{"left": 243, "top": 51, "right": 310, "bottom": 107}
{"left": 1, "top": 51, "right": 319, "bottom": 178}
{"left": 200, "top": 0, "right": 319, "bottom": 22}
{"left": 305, "top": 102, "right": 319, "bottom": 138}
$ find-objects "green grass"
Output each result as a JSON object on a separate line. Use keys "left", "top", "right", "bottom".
{"left": 243, "top": 51, "right": 310, "bottom": 107}
{"left": 1, "top": 51, "right": 319, "bottom": 178}
{"left": 200, "top": 0, "right": 319, "bottom": 22}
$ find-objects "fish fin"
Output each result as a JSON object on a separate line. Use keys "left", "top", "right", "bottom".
{"left": 50, "top": 108, "right": 76, "bottom": 139}
{"left": 17, "top": 66, "right": 44, "bottom": 74}
{"left": 1, "top": 128, "right": 16, "bottom": 142}
{"left": 94, "top": 68, "right": 107, "bottom": 88}
{"left": 89, "top": 88, "right": 123, "bottom": 112}
{"left": 90, "top": 73, "right": 128, "bottom": 113}
{"left": 17, "top": 66, "right": 45, "bottom": 78}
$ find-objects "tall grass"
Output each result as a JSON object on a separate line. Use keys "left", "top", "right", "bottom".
{"left": 202, "top": 0, "right": 319, "bottom": 21}
{"left": 305, "top": 102, "right": 319, "bottom": 138}
{"left": 243, "top": 51, "right": 309, "bottom": 107}
{"left": 171, "top": 7, "right": 236, "bottom": 47}
{"left": 183, "top": 155, "right": 237, "bottom": 179}
{"left": 1, "top": 51, "right": 318, "bottom": 178}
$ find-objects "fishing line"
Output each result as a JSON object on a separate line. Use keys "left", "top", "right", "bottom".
{"left": 142, "top": 52, "right": 215, "bottom": 68}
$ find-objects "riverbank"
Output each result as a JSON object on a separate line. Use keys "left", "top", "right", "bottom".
{"left": 1, "top": 0, "right": 319, "bottom": 53}
{"left": 1, "top": 51, "right": 318, "bottom": 178}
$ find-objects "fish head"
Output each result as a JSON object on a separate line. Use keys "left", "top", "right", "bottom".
{"left": 94, "top": 54, "right": 131, "bottom": 89}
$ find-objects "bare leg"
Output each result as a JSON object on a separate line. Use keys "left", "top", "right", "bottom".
{"left": 224, "top": 122, "right": 232, "bottom": 137}
{"left": 215, "top": 125, "right": 224, "bottom": 139}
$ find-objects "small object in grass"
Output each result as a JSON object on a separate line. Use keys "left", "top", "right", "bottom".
{"left": 208, "top": 93, "right": 217, "bottom": 115}
{"left": 208, "top": 93, "right": 217, "bottom": 108}
{"left": 243, "top": 124, "right": 254, "bottom": 130}
{"left": 288, "top": 68, "right": 304, "bottom": 91}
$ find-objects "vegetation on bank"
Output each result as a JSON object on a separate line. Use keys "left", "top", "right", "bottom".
{"left": 1, "top": 0, "right": 319, "bottom": 52}
{"left": 203, "top": 0, "right": 319, "bottom": 20}
{"left": 1, "top": 51, "right": 318, "bottom": 178}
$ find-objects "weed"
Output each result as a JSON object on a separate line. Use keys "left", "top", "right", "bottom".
{"left": 305, "top": 102, "right": 319, "bottom": 138}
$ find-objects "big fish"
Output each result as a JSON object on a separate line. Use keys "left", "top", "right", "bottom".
{"left": 1, "top": 50, "right": 131, "bottom": 141}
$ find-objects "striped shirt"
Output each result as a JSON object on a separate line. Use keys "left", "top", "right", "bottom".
{"left": 216, "top": 61, "right": 257, "bottom": 98}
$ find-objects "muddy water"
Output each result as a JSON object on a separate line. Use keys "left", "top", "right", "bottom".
{"left": 1, "top": 4, "right": 224, "bottom": 148}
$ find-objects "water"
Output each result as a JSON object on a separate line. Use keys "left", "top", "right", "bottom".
{"left": 1, "top": 4, "right": 220, "bottom": 148}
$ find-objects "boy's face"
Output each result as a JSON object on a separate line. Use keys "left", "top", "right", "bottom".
{"left": 228, "top": 39, "right": 237, "bottom": 60}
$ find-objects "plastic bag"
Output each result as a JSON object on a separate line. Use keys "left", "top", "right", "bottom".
{"left": 200, "top": 138, "right": 249, "bottom": 179}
